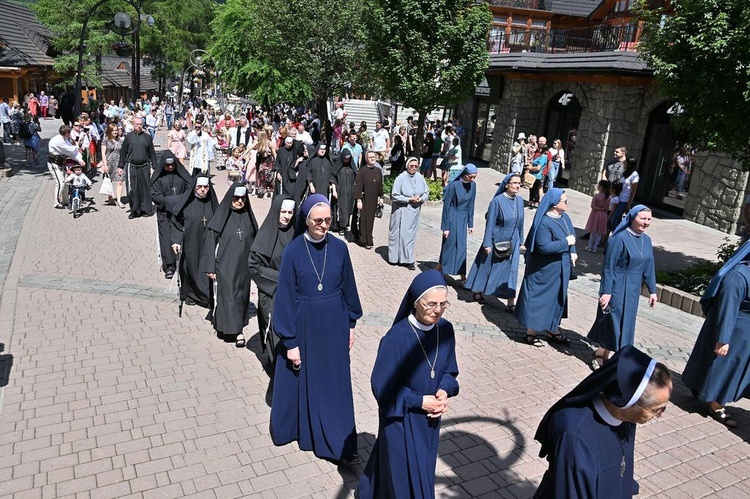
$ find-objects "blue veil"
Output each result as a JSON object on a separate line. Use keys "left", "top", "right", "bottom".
{"left": 393, "top": 270, "right": 448, "bottom": 326}
{"left": 523, "top": 188, "right": 564, "bottom": 251}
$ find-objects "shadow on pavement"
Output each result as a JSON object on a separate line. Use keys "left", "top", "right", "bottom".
{"left": 340, "top": 415, "right": 539, "bottom": 497}
{"left": 668, "top": 370, "right": 750, "bottom": 445}
{"left": 0, "top": 343, "right": 12, "bottom": 388}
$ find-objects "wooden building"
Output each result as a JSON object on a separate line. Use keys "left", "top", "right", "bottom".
{"left": 458, "top": 0, "right": 748, "bottom": 234}
{"left": 0, "top": 0, "right": 56, "bottom": 103}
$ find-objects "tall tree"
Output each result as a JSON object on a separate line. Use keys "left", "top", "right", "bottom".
{"left": 34, "top": 0, "right": 214, "bottom": 94}
{"left": 365, "top": 0, "right": 491, "bottom": 148}
{"left": 209, "top": 0, "right": 369, "bottom": 121}
{"left": 637, "top": 0, "right": 750, "bottom": 168}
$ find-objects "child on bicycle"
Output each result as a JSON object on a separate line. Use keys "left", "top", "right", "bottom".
{"left": 64, "top": 164, "right": 92, "bottom": 205}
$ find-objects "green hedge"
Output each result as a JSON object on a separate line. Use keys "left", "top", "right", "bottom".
{"left": 383, "top": 175, "right": 443, "bottom": 202}
{"left": 656, "top": 238, "right": 741, "bottom": 296}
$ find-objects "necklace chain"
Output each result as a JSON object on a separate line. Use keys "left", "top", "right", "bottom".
{"left": 303, "top": 236, "right": 327, "bottom": 291}
{"left": 628, "top": 230, "right": 645, "bottom": 259}
{"left": 408, "top": 320, "right": 439, "bottom": 379}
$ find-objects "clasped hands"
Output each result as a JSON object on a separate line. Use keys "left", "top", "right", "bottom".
{"left": 422, "top": 389, "right": 449, "bottom": 419}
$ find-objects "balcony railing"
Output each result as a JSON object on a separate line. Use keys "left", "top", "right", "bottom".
{"left": 485, "top": 0, "right": 552, "bottom": 10}
{"left": 487, "top": 24, "right": 639, "bottom": 54}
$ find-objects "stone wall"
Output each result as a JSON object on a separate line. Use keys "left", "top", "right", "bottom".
{"left": 567, "top": 84, "right": 663, "bottom": 196}
{"left": 467, "top": 75, "right": 746, "bottom": 234}
{"left": 685, "top": 153, "right": 749, "bottom": 234}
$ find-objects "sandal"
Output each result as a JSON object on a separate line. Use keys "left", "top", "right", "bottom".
{"left": 505, "top": 305, "right": 515, "bottom": 314}
{"left": 709, "top": 406, "right": 738, "bottom": 428}
{"left": 235, "top": 333, "right": 246, "bottom": 348}
{"left": 546, "top": 332, "right": 571, "bottom": 346}
{"left": 525, "top": 334, "right": 544, "bottom": 348}
{"left": 474, "top": 293, "right": 485, "bottom": 304}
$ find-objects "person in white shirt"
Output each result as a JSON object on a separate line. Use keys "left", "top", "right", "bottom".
{"left": 48, "top": 124, "right": 85, "bottom": 208}
{"left": 370, "top": 121, "right": 390, "bottom": 162}
{"left": 296, "top": 123, "right": 313, "bottom": 145}
{"left": 229, "top": 116, "right": 253, "bottom": 148}
{"left": 145, "top": 109, "right": 159, "bottom": 138}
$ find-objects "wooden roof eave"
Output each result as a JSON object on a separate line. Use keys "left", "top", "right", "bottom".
{"left": 487, "top": 68, "right": 655, "bottom": 86}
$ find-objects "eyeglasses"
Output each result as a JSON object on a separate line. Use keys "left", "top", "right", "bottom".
{"left": 310, "top": 217, "right": 332, "bottom": 226}
{"left": 636, "top": 401, "right": 666, "bottom": 418}
{"left": 559, "top": 199, "right": 568, "bottom": 205}
{"left": 418, "top": 300, "right": 450, "bottom": 311}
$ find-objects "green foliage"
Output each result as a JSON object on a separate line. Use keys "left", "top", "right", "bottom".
{"left": 209, "top": 0, "right": 368, "bottom": 113}
{"left": 365, "top": 0, "right": 491, "bottom": 114}
{"left": 656, "top": 237, "right": 742, "bottom": 295}
{"left": 33, "top": 0, "right": 214, "bottom": 87}
{"left": 383, "top": 175, "right": 443, "bottom": 202}
{"left": 637, "top": 0, "right": 750, "bottom": 169}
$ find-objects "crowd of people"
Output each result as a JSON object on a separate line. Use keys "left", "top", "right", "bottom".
{"left": 34, "top": 95, "right": 750, "bottom": 498}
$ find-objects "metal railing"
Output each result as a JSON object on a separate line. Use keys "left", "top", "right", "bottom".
{"left": 485, "top": 0, "right": 551, "bottom": 10}
{"left": 487, "top": 24, "right": 639, "bottom": 54}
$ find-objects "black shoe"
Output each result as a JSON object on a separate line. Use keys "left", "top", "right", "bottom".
{"left": 365, "top": 245, "right": 373, "bottom": 250}
{"left": 128, "top": 211, "right": 140, "bottom": 219}
{"left": 406, "top": 263, "right": 416, "bottom": 270}
{"left": 339, "top": 455, "right": 362, "bottom": 466}
{"left": 184, "top": 297, "right": 196, "bottom": 306}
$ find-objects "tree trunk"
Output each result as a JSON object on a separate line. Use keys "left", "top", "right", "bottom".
{"left": 317, "top": 93, "right": 329, "bottom": 147}
{"left": 415, "top": 107, "right": 428, "bottom": 163}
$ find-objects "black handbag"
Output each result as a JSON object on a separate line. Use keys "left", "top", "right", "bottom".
{"left": 587, "top": 305, "right": 617, "bottom": 348}
{"left": 493, "top": 240, "right": 513, "bottom": 259}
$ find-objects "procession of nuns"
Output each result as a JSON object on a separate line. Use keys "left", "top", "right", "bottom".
{"left": 153, "top": 152, "right": 750, "bottom": 498}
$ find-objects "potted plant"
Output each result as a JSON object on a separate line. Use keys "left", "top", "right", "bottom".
{"left": 112, "top": 40, "right": 134, "bottom": 57}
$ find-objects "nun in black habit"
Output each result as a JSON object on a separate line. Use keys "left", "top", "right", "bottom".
{"left": 150, "top": 151, "right": 192, "bottom": 278}
{"left": 200, "top": 183, "right": 259, "bottom": 347}
{"left": 306, "top": 142, "right": 334, "bottom": 198}
{"left": 275, "top": 136, "right": 303, "bottom": 197}
{"left": 249, "top": 195, "right": 296, "bottom": 362}
{"left": 293, "top": 144, "right": 316, "bottom": 205}
{"left": 166, "top": 174, "right": 218, "bottom": 312}
{"left": 332, "top": 148, "right": 357, "bottom": 234}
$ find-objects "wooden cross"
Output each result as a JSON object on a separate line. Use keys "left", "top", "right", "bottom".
{"left": 236, "top": 227, "right": 243, "bottom": 240}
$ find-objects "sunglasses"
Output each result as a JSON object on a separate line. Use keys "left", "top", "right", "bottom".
{"left": 309, "top": 217, "right": 332, "bottom": 226}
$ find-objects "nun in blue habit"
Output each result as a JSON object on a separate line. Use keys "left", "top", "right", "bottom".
{"left": 514, "top": 188, "right": 577, "bottom": 346}
{"left": 465, "top": 173, "right": 525, "bottom": 310}
{"left": 682, "top": 240, "right": 750, "bottom": 428}
{"left": 359, "top": 270, "right": 459, "bottom": 499}
{"left": 270, "top": 194, "right": 363, "bottom": 463}
{"left": 534, "top": 345, "right": 672, "bottom": 499}
{"left": 438, "top": 163, "right": 477, "bottom": 279}
{"left": 588, "top": 205, "right": 657, "bottom": 369}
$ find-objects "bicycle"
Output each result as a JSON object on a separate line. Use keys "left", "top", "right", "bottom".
{"left": 68, "top": 184, "right": 90, "bottom": 219}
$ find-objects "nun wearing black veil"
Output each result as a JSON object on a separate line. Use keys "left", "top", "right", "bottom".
{"left": 331, "top": 148, "right": 357, "bottom": 234}
{"left": 150, "top": 151, "right": 192, "bottom": 278}
{"left": 359, "top": 270, "right": 459, "bottom": 499}
{"left": 167, "top": 174, "right": 218, "bottom": 311}
{"left": 248, "top": 195, "right": 296, "bottom": 361}
{"left": 200, "top": 183, "right": 259, "bottom": 347}
{"left": 534, "top": 345, "right": 672, "bottom": 499}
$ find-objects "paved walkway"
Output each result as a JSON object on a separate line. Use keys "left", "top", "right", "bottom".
{"left": 0, "top": 123, "right": 748, "bottom": 498}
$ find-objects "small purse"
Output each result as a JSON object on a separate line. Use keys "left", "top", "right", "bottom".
{"left": 375, "top": 203, "right": 383, "bottom": 218}
{"left": 493, "top": 240, "right": 512, "bottom": 259}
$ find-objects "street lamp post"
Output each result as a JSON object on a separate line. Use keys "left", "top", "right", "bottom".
{"left": 74, "top": 0, "right": 152, "bottom": 117}
{"left": 177, "top": 49, "right": 208, "bottom": 109}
